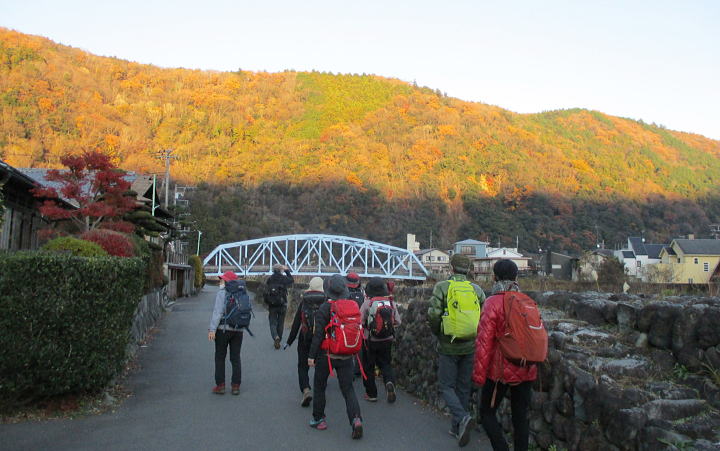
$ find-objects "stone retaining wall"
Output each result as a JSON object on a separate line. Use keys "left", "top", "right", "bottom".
{"left": 126, "top": 288, "right": 172, "bottom": 358}
{"left": 391, "top": 287, "right": 720, "bottom": 451}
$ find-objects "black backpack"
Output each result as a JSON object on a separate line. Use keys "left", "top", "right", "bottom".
{"left": 300, "top": 292, "right": 326, "bottom": 335}
{"left": 266, "top": 283, "right": 287, "bottom": 307}
{"left": 367, "top": 297, "right": 395, "bottom": 339}
{"left": 222, "top": 281, "right": 254, "bottom": 335}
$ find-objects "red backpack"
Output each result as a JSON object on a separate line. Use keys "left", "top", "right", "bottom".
{"left": 496, "top": 291, "right": 548, "bottom": 366}
{"left": 322, "top": 299, "right": 363, "bottom": 355}
{"left": 367, "top": 296, "right": 395, "bottom": 339}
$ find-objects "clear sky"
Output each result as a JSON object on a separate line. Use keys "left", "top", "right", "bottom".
{"left": 2, "top": 0, "right": 719, "bottom": 140}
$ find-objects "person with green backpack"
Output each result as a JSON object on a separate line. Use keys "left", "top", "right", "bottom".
{"left": 428, "top": 254, "right": 485, "bottom": 447}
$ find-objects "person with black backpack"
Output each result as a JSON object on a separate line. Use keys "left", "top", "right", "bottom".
{"left": 359, "top": 277, "right": 401, "bottom": 404}
{"left": 264, "top": 264, "right": 294, "bottom": 349}
{"left": 285, "top": 276, "right": 325, "bottom": 407}
{"left": 208, "top": 271, "right": 253, "bottom": 395}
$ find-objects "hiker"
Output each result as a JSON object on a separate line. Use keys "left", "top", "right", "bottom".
{"left": 264, "top": 264, "right": 294, "bottom": 349}
{"left": 308, "top": 274, "right": 364, "bottom": 439}
{"left": 427, "top": 254, "right": 486, "bottom": 447}
{"left": 345, "top": 272, "right": 365, "bottom": 377}
{"left": 208, "top": 271, "right": 252, "bottom": 395}
{"left": 360, "top": 277, "right": 401, "bottom": 403}
{"left": 285, "top": 276, "right": 326, "bottom": 407}
{"left": 472, "top": 259, "right": 543, "bottom": 451}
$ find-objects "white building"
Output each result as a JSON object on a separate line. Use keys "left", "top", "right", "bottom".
{"left": 615, "top": 237, "right": 666, "bottom": 281}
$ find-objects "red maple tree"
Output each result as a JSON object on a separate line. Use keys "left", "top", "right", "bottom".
{"left": 32, "top": 151, "right": 137, "bottom": 232}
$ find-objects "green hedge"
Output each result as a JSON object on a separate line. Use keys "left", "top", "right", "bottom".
{"left": 189, "top": 255, "right": 204, "bottom": 288}
{"left": 42, "top": 236, "right": 108, "bottom": 257}
{"left": 0, "top": 252, "right": 145, "bottom": 407}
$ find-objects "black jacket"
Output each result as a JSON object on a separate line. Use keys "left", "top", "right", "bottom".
{"left": 286, "top": 290, "right": 326, "bottom": 346}
{"left": 309, "top": 301, "right": 332, "bottom": 360}
{"left": 264, "top": 270, "right": 294, "bottom": 306}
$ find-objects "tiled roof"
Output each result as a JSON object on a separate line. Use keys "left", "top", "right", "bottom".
{"left": 664, "top": 246, "right": 676, "bottom": 256}
{"left": 455, "top": 239, "right": 489, "bottom": 245}
{"left": 644, "top": 244, "right": 666, "bottom": 259}
{"left": 674, "top": 239, "right": 720, "bottom": 255}
{"left": 629, "top": 237, "right": 647, "bottom": 255}
{"left": 1, "top": 160, "right": 38, "bottom": 189}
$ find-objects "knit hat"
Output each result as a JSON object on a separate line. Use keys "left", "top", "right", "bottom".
{"left": 365, "top": 277, "right": 388, "bottom": 297}
{"left": 219, "top": 271, "right": 239, "bottom": 281}
{"left": 272, "top": 264, "right": 284, "bottom": 273}
{"left": 324, "top": 274, "right": 350, "bottom": 300}
{"left": 307, "top": 276, "right": 324, "bottom": 292}
{"left": 345, "top": 272, "right": 360, "bottom": 288}
{"left": 450, "top": 254, "right": 471, "bottom": 274}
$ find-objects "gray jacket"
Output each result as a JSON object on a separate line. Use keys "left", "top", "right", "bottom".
{"left": 209, "top": 287, "right": 243, "bottom": 332}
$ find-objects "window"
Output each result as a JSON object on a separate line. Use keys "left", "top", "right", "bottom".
{"left": 461, "top": 246, "right": 473, "bottom": 255}
{"left": 677, "top": 258, "right": 681, "bottom": 264}
{"left": 704, "top": 262, "right": 710, "bottom": 272}
{"left": 429, "top": 256, "right": 434, "bottom": 262}
{"left": 689, "top": 278, "right": 693, "bottom": 284}
{"left": 694, "top": 257, "right": 699, "bottom": 264}
{"left": 636, "top": 261, "right": 642, "bottom": 268}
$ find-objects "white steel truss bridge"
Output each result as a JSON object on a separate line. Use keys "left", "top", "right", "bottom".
{"left": 203, "top": 234, "right": 429, "bottom": 280}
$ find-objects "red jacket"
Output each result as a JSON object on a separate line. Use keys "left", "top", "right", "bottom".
{"left": 472, "top": 292, "right": 538, "bottom": 386}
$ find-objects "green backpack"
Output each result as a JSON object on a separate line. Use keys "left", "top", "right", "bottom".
{"left": 442, "top": 279, "right": 481, "bottom": 342}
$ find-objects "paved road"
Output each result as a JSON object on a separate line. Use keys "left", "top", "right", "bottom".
{"left": 1, "top": 286, "right": 491, "bottom": 450}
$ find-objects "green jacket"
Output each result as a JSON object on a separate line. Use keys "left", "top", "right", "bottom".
{"left": 427, "top": 274, "right": 486, "bottom": 355}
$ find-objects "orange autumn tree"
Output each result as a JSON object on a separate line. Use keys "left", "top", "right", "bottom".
{"left": 32, "top": 151, "right": 137, "bottom": 232}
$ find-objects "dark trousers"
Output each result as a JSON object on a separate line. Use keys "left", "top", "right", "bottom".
{"left": 438, "top": 353, "right": 474, "bottom": 431}
{"left": 361, "top": 340, "right": 395, "bottom": 397}
{"left": 268, "top": 305, "right": 287, "bottom": 341}
{"left": 296, "top": 336, "right": 312, "bottom": 392}
{"left": 312, "top": 354, "right": 361, "bottom": 425}
{"left": 480, "top": 379, "right": 532, "bottom": 451}
{"left": 214, "top": 329, "right": 243, "bottom": 385}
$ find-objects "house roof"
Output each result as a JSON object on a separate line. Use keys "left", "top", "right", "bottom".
{"left": 1, "top": 160, "right": 38, "bottom": 190}
{"left": 644, "top": 244, "right": 666, "bottom": 259}
{"left": 629, "top": 236, "right": 647, "bottom": 255}
{"left": 486, "top": 247, "right": 524, "bottom": 258}
{"left": 622, "top": 250, "right": 635, "bottom": 259}
{"left": 664, "top": 246, "right": 676, "bottom": 256}
{"left": 674, "top": 239, "right": 720, "bottom": 255}
{"left": 455, "top": 239, "right": 489, "bottom": 245}
{"left": 414, "top": 248, "right": 449, "bottom": 256}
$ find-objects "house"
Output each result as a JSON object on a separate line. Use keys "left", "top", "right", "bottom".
{"left": 473, "top": 247, "right": 531, "bottom": 276}
{"left": 414, "top": 248, "right": 451, "bottom": 277}
{"left": 573, "top": 249, "right": 617, "bottom": 282}
{"left": 452, "top": 239, "right": 488, "bottom": 258}
{"left": 535, "top": 251, "right": 577, "bottom": 280}
{"left": 657, "top": 238, "right": 720, "bottom": 284}
{"left": 615, "top": 237, "right": 666, "bottom": 281}
{"left": 0, "top": 160, "right": 62, "bottom": 250}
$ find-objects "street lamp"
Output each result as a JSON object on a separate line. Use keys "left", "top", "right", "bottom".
{"left": 196, "top": 230, "right": 202, "bottom": 256}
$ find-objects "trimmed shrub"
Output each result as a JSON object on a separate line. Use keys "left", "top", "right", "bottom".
{"left": 0, "top": 252, "right": 145, "bottom": 407}
{"left": 189, "top": 255, "right": 204, "bottom": 288}
{"left": 80, "top": 229, "right": 134, "bottom": 257}
{"left": 42, "top": 236, "right": 108, "bottom": 257}
{"left": 99, "top": 220, "right": 135, "bottom": 234}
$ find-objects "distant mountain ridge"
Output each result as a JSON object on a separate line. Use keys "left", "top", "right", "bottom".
{"left": 1, "top": 27, "right": 719, "bottom": 252}
{"left": 1, "top": 27, "right": 718, "bottom": 202}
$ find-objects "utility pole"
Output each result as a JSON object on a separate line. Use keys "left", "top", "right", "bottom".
{"left": 154, "top": 149, "right": 177, "bottom": 209}
{"left": 196, "top": 230, "right": 202, "bottom": 256}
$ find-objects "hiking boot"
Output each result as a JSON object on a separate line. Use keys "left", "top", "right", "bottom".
{"left": 363, "top": 393, "right": 377, "bottom": 402}
{"left": 309, "top": 418, "right": 327, "bottom": 430}
{"left": 351, "top": 417, "right": 363, "bottom": 439}
{"left": 457, "top": 414, "right": 475, "bottom": 447}
{"left": 212, "top": 384, "right": 225, "bottom": 395}
{"left": 301, "top": 388, "right": 312, "bottom": 407}
{"left": 274, "top": 337, "right": 281, "bottom": 349}
{"left": 231, "top": 384, "right": 240, "bottom": 395}
{"left": 386, "top": 381, "right": 396, "bottom": 403}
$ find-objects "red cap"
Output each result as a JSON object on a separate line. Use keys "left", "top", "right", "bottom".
{"left": 219, "top": 271, "right": 239, "bottom": 281}
{"left": 386, "top": 281, "right": 395, "bottom": 293}
{"left": 345, "top": 272, "right": 360, "bottom": 288}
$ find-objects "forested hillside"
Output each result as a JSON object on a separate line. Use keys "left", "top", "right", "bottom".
{"left": 1, "top": 28, "right": 719, "bottom": 253}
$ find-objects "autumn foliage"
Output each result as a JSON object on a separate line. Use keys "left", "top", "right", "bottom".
{"left": 80, "top": 229, "right": 135, "bottom": 257}
{"left": 30, "top": 151, "right": 136, "bottom": 232}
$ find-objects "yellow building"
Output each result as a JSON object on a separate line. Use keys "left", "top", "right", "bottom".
{"left": 657, "top": 239, "right": 720, "bottom": 284}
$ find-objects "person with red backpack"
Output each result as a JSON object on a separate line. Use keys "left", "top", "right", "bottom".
{"left": 359, "top": 277, "right": 401, "bottom": 403}
{"left": 285, "top": 276, "right": 325, "bottom": 407}
{"left": 307, "top": 274, "right": 364, "bottom": 439}
{"left": 472, "top": 259, "right": 547, "bottom": 451}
